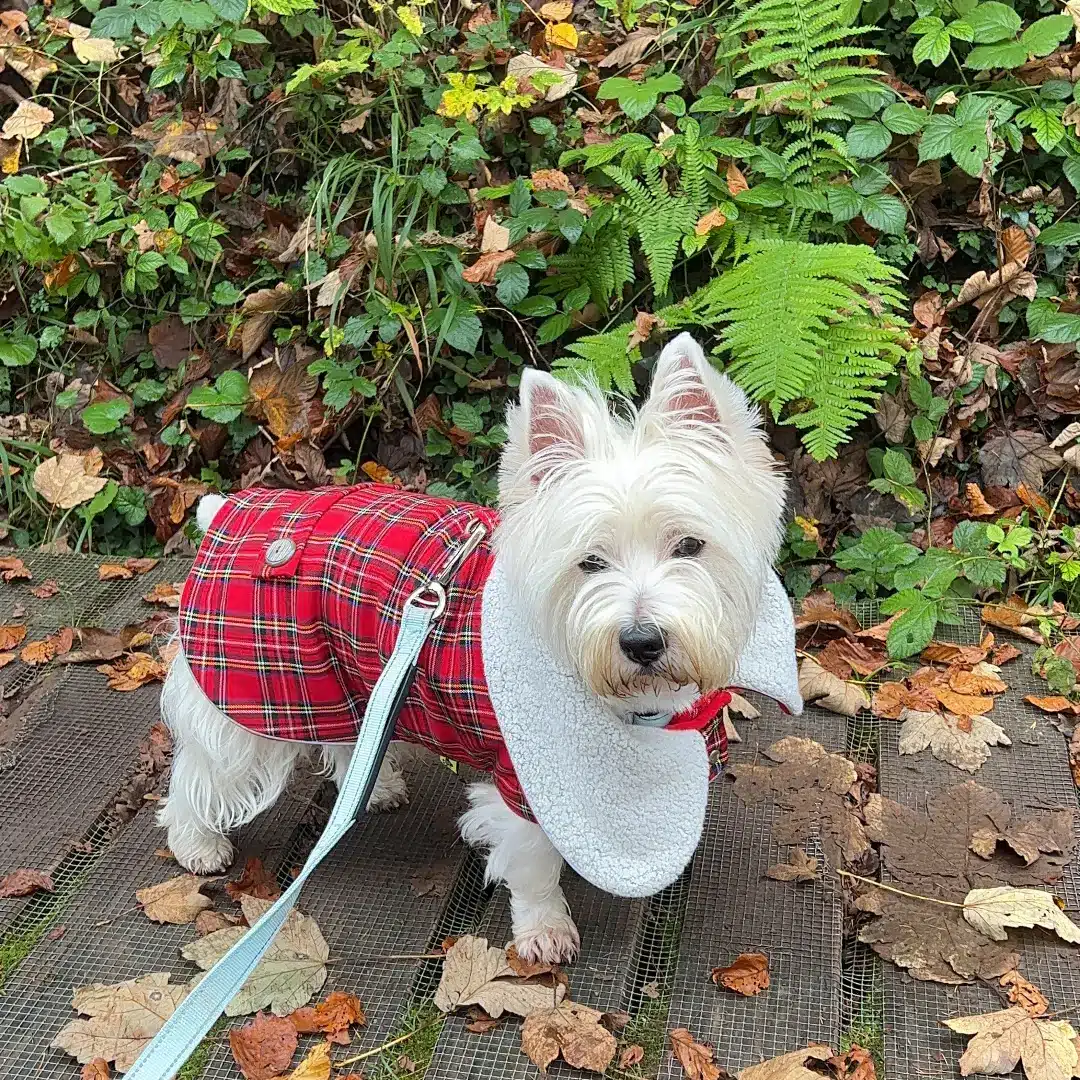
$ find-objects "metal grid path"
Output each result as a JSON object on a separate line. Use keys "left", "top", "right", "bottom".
{"left": 877, "top": 636, "right": 1080, "bottom": 1079}
{"left": 0, "top": 763, "right": 323, "bottom": 1079}
{"left": 658, "top": 698, "right": 846, "bottom": 1077}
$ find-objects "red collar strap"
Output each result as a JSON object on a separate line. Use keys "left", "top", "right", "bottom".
{"left": 666, "top": 689, "right": 732, "bottom": 731}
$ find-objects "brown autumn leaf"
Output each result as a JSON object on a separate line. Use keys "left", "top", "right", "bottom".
{"left": 284, "top": 1040, "right": 332, "bottom": 1080}
{"left": 694, "top": 208, "right": 727, "bottom": 236}
{"left": 521, "top": 1002, "right": 617, "bottom": 1074}
{"left": 726, "top": 160, "right": 749, "bottom": 196}
{"left": 950, "top": 667, "right": 1008, "bottom": 695}
{"left": 628, "top": 311, "right": 661, "bottom": 350}
{"left": 143, "top": 582, "right": 182, "bottom": 608}
{"left": 2, "top": 99, "right": 54, "bottom": 140}
{"left": 289, "top": 991, "right": 366, "bottom": 1044}
{"left": 131, "top": 116, "right": 226, "bottom": 166}
{"left": 711, "top": 952, "right": 770, "bottom": 996}
{"left": 1017, "top": 482, "right": 1052, "bottom": 518}
{"left": 51, "top": 973, "right": 190, "bottom": 1071}
{"left": 816, "top": 638, "right": 888, "bottom": 680}
{"left": 461, "top": 248, "right": 516, "bottom": 285}
{"left": 921, "top": 638, "right": 991, "bottom": 665}
{"left": 33, "top": 453, "right": 107, "bottom": 509}
{"left": 136, "top": 874, "right": 213, "bottom": 924}
{"left": 0, "top": 652, "right": 16, "bottom": 668}
{"left": 620, "top": 1045, "right": 645, "bottom": 1068}
{"left": 148, "top": 316, "right": 195, "bottom": 369}
{"left": 980, "top": 430, "right": 1063, "bottom": 494}
{"left": 798, "top": 656, "right": 869, "bottom": 716}
{"left": 531, "top": 168, "right": 573, "bottom": 193}
{"left": 240, "top": 283, "right": 295, "bottom": 361}
{"left": 999, "top": 970, "right": 1050, "bottom": 1017}
{"left": 934, "top": 687, "right": 997, "bottom": 717}
{"left": 21, "top": 627, "right": 74, "bottom": 664}
{"left": 98, "top": 563, "right": 135, "bottom": 581}
{"left": 765, "top": 847, "right": 819, "bottom": 883}
{"left": 942, "top": 1007, "right": 1078, "bottom": 1079}
{"left": 229, "top": 1012, "right": 299, "bottom": 1080}
{"left": 1025, "top": 695, "right": 1080, "bottom": 715}
{"left": 0, "top": 624, "right": 27, "bottom": 650}
{"left": 1001, "top": 225, "right": 1033, "bottom": 267}
{"left": 226, "top": 857, "right": 281, "bottom": 902}
{"left": 669, "top": 1028, "right": 723, "bottom": 1080}
{"left": 361, "top": 461, "right": 398, "bottom": 485}
{"left": 950, "top": 261, "right": 1037, "bottom": 311}
{"left": 195, "top": 909, "right": 239, "bottom": 936}
{"left": 0, "top": 556, "right": 32, "bottom": 581}
{"left": 98, "top": 652, "right": 167, "bottom": 690}
{"left": 897, "top": 709, "right": 1010, "bottom": 772}
{"left": 992, "top": 643, "right": 1023, "bottom": 665}
{"left": 0, "top": 867, "right": 55, "bottom": 898}
{"left": 966, "top": 482, "right": 998, "bottom": 516}
{"left": 795, "top": 592, "right": 861, "bottom": 635}
{"left": 739, "top": 1047, "right": 834, "bottom": 1079}
{"left": 29, "top": 578, "right": 60, "bottom": 598}
{"left": 826, "top": 1045, "right": 876, "bottom": 1080}
{"left": 598, "top": 28, "right": 659, "bottom": 67}
{"left": 81, "top": 1060, "right": 111, "bottom": 1080}
{"left": 248, "top": 363, "right": 318, "bottom": 441}
{"left": 480, "top": 216, "right": 511, "bottom": 253}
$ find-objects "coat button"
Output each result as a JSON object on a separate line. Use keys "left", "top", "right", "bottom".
{"left": 709, "top": 748, "right": 725, "bottom": 765}
{"left": 265, "top": 538, "right": 296, "bottom": 566}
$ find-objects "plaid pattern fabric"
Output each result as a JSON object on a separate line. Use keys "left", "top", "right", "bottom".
{"left": 180, "top": 482, "right": 729, "bottom": 820}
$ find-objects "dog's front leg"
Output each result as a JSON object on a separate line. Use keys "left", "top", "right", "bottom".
{"left": 459, "top": 782, "right": 579, "bottom": 965}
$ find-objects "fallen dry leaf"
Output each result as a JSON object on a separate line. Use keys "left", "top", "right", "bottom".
{"left": 240, "top": 283, "right": 294, "bottom": 360}
{"left": 51, "top": 973, "right": 190, "bottom": 1071}
{"left": 966, "top": 483, "right": 998, "bottom": 516}
{"left": 285, "top": 1040, "right": 331, "bottom": 1080}
{"left": 226, "top": 857, "right": 281, "bottom": 902}
{"left": 480, "top": 216, "right": 510, "bottom": 253}
{"left": 980, "top": 430, "right": 1063, "bottom": 493}
{"left": 942, "top": 1007, "right": 1078, "bottom": 1080}
{"left": 521, "top": 1001, "right": 617, "bottom": 1073}
{"left": 795, "top": 592, "right": 861, "bottom": 635}
{"left": 136, "top": 874, "right": 213, "bottom": 924}
{"left": 506, "top": 53, "right": 577, "bottom": 101}
{"left": 620, "top": 1044, "right": 645, "bottom": 1068}
{"left": 765, "top": 848, "right": 819, "bottom": 883}
{"left": 826, "top": 1046, "right": 876, "bottom": 1080}
{"left": 934, "top": 687, "right": 997, "bottom": 717}
{"left": 461, "top": 248, "right": 516, "bottom": 285}
{"left": 1000, "top": 970, "right": 1050, "bottom": 1017}
{"left": 289, "top": 990, "right": 365, "bottom": 1044}
{"left": 0, "top": 556, "right": 32, "bottom": 581}
{"left": 2, "top": 99, "right": 54, "bottom": 139}
{"left": 433, "top": 935, "right": 564, "bottom": 1019}
{"left": 992, "top": 643, "right": 1023, "bottom": 665}
{"left": 669, "top": 1028, "right": 725, "bottom": 1080}
{"left": 711, "top": 952, "right": 770, "bottom": 996}
{"left": 21, "top": 627, "right": 74, "bottom": 665}
{"left": 98, "top": 652, "right": 167, "bottom": 690}
{"left": 726, "top": 160, "right": 750, "bottom": 197}
{"left": 229, "top": 1011, "right": 299, "bottom": 1080}
{"left": 738, "top": 1045, "right": 833, "bottom": 1079}
{"left": 950, "top": 667, "right": 1007, "bottom": 695}
{"left": 0, "top": 867, "right": 55, "bottom": 898}
{"left": 798, "top": 656, "right": 869, "bottom": 716}
{"left": 1025, "top": 695, "right": 1080, "bottom": 715}
{"left": 0, "top": 624, "right": 27, "bottom": 650}
{"left": 143, "top": 582, "right": 182, "bottom": 607}
{"left": 98, "top": 563, "right": 135, "bottom": 581}
{"left": 195, "top": 909, "right": 239, "bottom": 936}
{"left": 33, "top": 453, "right": 107, "bottom": 509}
{"left": 963, "top": 886, "right": 1080, "bottom": 943}
{"left": 694, "top": 208, "right": 727, "bottom": 236}
{"left": 897, "top": 708, "right": 1011, "bottom": 772}
{"left": 598, "top": 28, "right": 659, "bottom": 68}
{"left": 81, "top": 1060, "right": 111, "bottom": 1080}
{"left": 29, "top": 579, "right": 59, "bottom": 599}
{"left": 730, "top": 737, "right": 869, "bottom": 865}
{"left": 183, "top": 895, "right": 328, "bottom": 1016}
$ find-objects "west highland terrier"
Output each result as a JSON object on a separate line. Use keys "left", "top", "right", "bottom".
{"left": 157, "top": 332, "right": 794, "bottom": 964}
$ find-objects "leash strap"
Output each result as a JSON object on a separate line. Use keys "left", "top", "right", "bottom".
{"left": 126, "top": 590, "right": 442, "bottom": 1080}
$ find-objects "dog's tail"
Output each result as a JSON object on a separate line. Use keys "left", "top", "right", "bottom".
{"left": 196, "top": 494, "right": 227, "bottom": 532}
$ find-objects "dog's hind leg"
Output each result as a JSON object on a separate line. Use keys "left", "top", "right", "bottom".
{"left": 459, "top": 782, "right": 579, "bottom": 965}
{"left": 157, "top": 647, "right": 303, "bottom": 873}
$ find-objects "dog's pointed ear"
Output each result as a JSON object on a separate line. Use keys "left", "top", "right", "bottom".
{"left": 641, "top": 332, "right": 761, "bottom": 446}
{"left": 511, "top": 368, "right": 587, "bottom": 485}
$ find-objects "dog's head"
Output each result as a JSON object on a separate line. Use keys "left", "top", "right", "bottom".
{"left": 495, "top": 332, "right": 787, "bottom": 717}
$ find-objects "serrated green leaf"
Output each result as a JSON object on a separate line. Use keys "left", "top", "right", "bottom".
{"left": 1038, "top": 222, "right": 1080, "bottom": 246}
{"left": 966, "top": 40, "right": 1028, "bottom": 69}
{"left": 882, "top": 102, "right": 928, "bottom": 134}
{"left": 443, "top": 309, "right": 482, "bottom": 354}
{"left": 913, "top": 28, "right": 952, "bottom": 65}
{"left": 495, "top": 262, "right": 530, "bottom": 307}
{"left": 81, "top": 398, "right": 131, "bottom": 435}
{"left": 208, "top": 0, "right": 247, "bottom": 20}
{"left": 1020, "top": 13, "right": 1072, "bottom": 56}
{"left": 919, "top": 115, "right": 959, "bottom": 161}
{"left": 965, "top": 1, "right": 1021, "bottom": 42}
{"left": 1027, "top": 298, "right": 1080, "bottom": 343}
{"left": 846, "top": 120, "right": 893, "bottom": 158}
{"left": 860, "top": 193, "right": 907, "bottom": 233}
{"left": 827, "top": 184, "right": 864, "bottom": 222}
{"left": 950, "top": 120, "right": 990, "bottom": 175}
{"left": 1016, "top": 105, "right": 1065, "bottom": 151}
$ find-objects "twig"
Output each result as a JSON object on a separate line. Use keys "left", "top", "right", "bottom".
{"left": 837, "top": 869, "right": 965, "bottom": 908}
{"left": 92, "top": 904, "right": 142, "bottom": 927}
{"left": 333, "top": 1017, "right": 443, "bottom": 1067}
{"left": 0, "top": 83, "right": 26, "bottom": 106}
{"left": 42, "top": 156, "right": 128, "bottom": 179}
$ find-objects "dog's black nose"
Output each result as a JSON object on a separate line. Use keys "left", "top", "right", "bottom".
{"left": 619, "top": 624, "right": 666, "bottom": 667}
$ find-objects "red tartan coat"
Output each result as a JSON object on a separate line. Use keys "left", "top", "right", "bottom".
{"left": 179, "top": 483, "right": 729, "bottom": 820}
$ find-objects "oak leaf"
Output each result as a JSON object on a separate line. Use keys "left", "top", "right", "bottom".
{"left": 136, "top": 874, "right": 213, "bottom": 924}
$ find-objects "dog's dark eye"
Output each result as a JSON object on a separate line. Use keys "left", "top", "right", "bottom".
{"left": 579, "top": 554, "right": 609, "bottom": 574}
{"left": 673, "top": 537, "right": 705, "bottom": 558}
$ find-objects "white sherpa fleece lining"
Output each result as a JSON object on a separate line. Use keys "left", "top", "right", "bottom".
{"left": 480, "top": 559, "right": 802, "bottom": 898}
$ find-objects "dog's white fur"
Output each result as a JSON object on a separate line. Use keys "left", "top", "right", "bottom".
{"left": 157, "top": 333, "right": 785, "bottom": 963}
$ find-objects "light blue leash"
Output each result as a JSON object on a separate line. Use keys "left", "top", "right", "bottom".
{"left": 126, "top": 522, "right": 486, "bottom": 1080}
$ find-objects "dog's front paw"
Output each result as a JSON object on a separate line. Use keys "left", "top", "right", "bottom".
{"left": 366, "top": 769, "right": 409, "bottom": 812}
{"left": 169, "top": 829, "right": 234, "bottom": 874}
{"left": 513, "top": 911, "right": 581, "bottom": 966}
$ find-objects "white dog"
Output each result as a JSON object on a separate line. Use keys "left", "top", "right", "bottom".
{"left": 157, "top": 333, "right": 789, "bottom": 964}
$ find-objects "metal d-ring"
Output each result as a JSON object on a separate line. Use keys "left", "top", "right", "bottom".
{"left": 406, "top": 581, "right": 447, "bottom": 620}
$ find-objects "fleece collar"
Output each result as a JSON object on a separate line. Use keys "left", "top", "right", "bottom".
{"left": 480, "top": 559, "right": 801, "bottom": 898}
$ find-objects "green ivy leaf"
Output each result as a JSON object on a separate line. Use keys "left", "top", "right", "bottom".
{"left": 1020, "top": 13, "right": 1072, "bottom": 56}
{"left": 846, "top": 120, "right": 893, "bottom": 158}
{"left": 81, "top": 398, "right": 131, "bottom": 435}
{"left": 860, "top": 193, "right": 907, "bottom": 233}
{"left": 965, "top": 1, "right": 1021, "bottom": 43}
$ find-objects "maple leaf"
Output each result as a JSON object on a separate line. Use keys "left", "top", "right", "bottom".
{"left": 285, "top": 1040, "right": 332, "bottom": 1079}
{"left": 943, "top": 1007, "right": 1078, "bottom": 1080}
{"left": 289, "top": 990, "right": 366, "bottom": 1044}
{"left": 433, "top": 935, "right": 565, "bottom": 1018}
{"left": 897, "top": 708, "right": 1011, "bottom": 772}
{"left": 711, "top": 952, "right": 770, "bottom": 996}
{"left": 33, "top": 453, "right": 107, "bottom": 509}
{"left": 980, "top": 430, "right": 1062, "bottom": 493}
{"left": 798, "top": 656, "right": 870, "bottom": 716}
{"left": 182, "top": 895, "right": 329, "bottom": 1016}
{"left": 226, "top": 857, "right": 281, "bottom": 902}
{"left": 738, "top": 1045, "right": 833, "bottom": 1080}
{"left": 98, "top": 653, "right": 167, "bottom": 690}
{"left": 51, "top": 973, "right": 190, "bottom": 1071}
{"left": 136, "top": 874, "right": 213, "bottom": 924}
{"left": 2, "top": 99, "right": 54, "bottom": 139}
{"left": 962, "top": 887, "right": 1080, "bottom": 943}
{"left": 0, "top": 867, "right": 55, "bottom": 897}
{"left": 765, "top": 847, "right": 819, "bottom": 883}
{"left": 229, "top": 1011, "right": 299, "bottom": 1080}
{"left": 521, "top": 1002, "right": 617, "bottom": 1073}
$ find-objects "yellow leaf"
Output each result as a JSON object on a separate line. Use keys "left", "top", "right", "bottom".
{"left": 540, "top": 0, "right": 572, "bottom": 17}
{"left": 287, "top": 1041, "right": 332, "bottom": 1080}
{"left": 2, "top": 100, "right": 54, "bottom": 140}
{"left": 32, "top": 453, "right": 107, "bottom": 509}
{"left": 73, "top": 36, "right": 121, "bottom": 63}
{"left": 0, "top": 137, "right": 19, "bottom": 173}
{"left": 544, "top": 21, "right": 578, "bottom": 49}
{"left": 396, "top": 5, "right": 423, "bottom": 34}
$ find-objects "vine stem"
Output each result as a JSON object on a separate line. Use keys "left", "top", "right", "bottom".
{"left": 837, "top": 869, "right": 966, "bottom": 908}
{"left": 333, "top": 1017, "right": 443, "bottom": 1068}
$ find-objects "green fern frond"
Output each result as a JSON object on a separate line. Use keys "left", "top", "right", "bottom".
{"left": 554, "top": 323, "right": 639, "bottom": 397}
